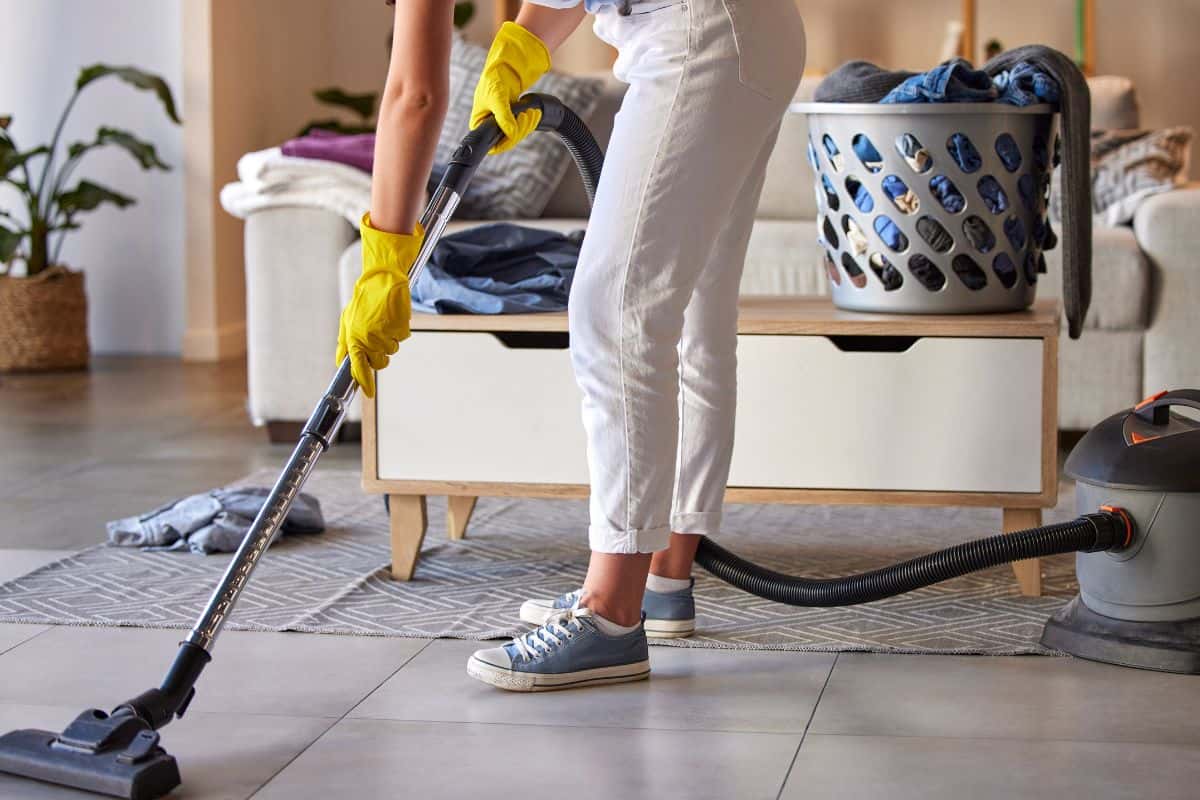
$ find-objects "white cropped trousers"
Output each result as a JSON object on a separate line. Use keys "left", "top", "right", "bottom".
{"left": 571, "top": 0, "right": 805, "bottom": 553}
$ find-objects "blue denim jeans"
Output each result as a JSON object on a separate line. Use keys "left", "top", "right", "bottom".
{"left": 881, "top": 58, "right": 997, "bottom": 104}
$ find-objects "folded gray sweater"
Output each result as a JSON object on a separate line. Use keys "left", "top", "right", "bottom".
{"left": 813, "top": 60, "right": 915, "bottom": 103}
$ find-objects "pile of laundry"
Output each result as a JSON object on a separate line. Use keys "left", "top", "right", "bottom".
{"left": 815, "top": 45, "right": 1092, "bottom": 339}
{"left": 221, "top": 130, "right": 581, "bottom": 314}
{"left": 816, "top": 57, "right": 1061, "bottom": 106}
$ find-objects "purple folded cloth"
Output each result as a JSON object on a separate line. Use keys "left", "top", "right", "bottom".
{"left": 281, "top": 129, "right": 376, "bottom": 173}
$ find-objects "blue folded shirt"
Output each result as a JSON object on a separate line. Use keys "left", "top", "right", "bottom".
{"left": 413, "top": 223, "right": 582, "bottom": 315}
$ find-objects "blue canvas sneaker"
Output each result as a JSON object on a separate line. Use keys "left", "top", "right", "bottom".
{"left": 468, "top": 608, "right": 650, "bottom": 692}
{"left": 519, "top": 579, "right": 696, "bottom": 639}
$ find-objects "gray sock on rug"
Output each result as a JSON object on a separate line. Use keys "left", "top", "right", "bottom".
{"left": 646, "top": 574, "right": 691, "bottom": 594}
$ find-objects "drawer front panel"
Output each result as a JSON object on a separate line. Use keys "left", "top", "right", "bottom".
{"left": 376, "top": 332, "right": 1044, "bottom": 493}
{"left": 376, "top": 332, "right": 590, "bottom": 483}
{"left": 728, "top": 335, "right": 1044, "bottom": 492}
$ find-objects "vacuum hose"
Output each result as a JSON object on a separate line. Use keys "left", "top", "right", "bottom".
{"left": 531, "top": 95, "right": 605, "bottom": 202}
{"left": 443, "top": 93, "right": 604, "bottom": 205}
{"left": 695, "top": 510, "right": 1134, "bottom": 607}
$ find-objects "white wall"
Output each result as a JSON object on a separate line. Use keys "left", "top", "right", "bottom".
{"left": 0, "top": 0, "right": 184, "bottom": 355}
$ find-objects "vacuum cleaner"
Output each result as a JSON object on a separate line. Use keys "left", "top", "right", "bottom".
{"left": 0, "top": 95, "right": 1195, "bottom": 800}
{"left": 699, "top": 388, "right": 1200, "bottom": 675}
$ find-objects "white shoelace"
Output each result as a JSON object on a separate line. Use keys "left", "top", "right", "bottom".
{"left": 511, "top": 610, "right": 586, "bottom": 661}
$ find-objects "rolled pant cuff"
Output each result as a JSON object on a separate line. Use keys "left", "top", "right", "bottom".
{"left": 588, "top": 523, "right": 673, "bottom": 554}
{"left": 670, "top": 510, "right": 723, "bottom": 537}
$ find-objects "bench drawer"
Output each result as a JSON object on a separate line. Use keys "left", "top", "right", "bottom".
{"left": 375, "top": 331, "right": 1044, "bottom": 493}
{"left": 375, "top": 331, "right": 589, "bottom": 484}
{"left": 728, "top": 335, "right": 1044, "bottom": 492}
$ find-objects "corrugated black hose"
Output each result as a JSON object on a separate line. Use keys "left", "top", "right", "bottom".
{"left": 695, "top": 512, "right": 1132, "bottom": 607}
{"left": 529, "top": 94, "right": 604, "bottom": 203}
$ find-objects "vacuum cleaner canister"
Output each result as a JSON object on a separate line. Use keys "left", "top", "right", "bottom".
{"left": 1041, "top": 389, "right": 1200, "bottom": 673}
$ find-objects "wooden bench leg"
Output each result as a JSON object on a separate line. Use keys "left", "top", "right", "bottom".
{"left": 1003, "top": 507, "right": 1043, "bottom": 597}
{"left": 447, "top": 495, "right": 477, "bottom": 541}
{"left": 389, "top": 494, "right": 427, "bottom": 581}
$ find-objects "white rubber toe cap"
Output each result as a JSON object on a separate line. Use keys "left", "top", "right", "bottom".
{"left": 471, "top": 645, "right": 512, "bottom": 670}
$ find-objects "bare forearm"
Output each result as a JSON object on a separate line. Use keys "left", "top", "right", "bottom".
{"left": 370, "top": 1, "right": 454, "bottom": 234}
{"left": 516, "top": 2, "right": 586, "bottom": 52}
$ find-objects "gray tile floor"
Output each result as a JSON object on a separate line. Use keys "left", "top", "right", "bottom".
{"left": 1, "top": 357, "right": 1198, "bottom": 799}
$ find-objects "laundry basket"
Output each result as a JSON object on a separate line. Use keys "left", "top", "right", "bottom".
{"left": 794, "top": 102, "right": 1059, "bottom": 314}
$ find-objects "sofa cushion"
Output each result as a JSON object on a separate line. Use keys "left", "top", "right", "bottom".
{"left": 757, "top": 78, "right": 819, "bottom": 221}
{"left": 739, "top": 220, "right": 827, "bottom": 295}
{"left": 542, "top": 73, "right": 625, "bottom": 219}
{"left": 756, "top": 112, "right": 818, "bottom": 221}
{"left": 1041, "top": 224, "right": 1150, "bottom": 331}
{"left": 1058, "top": 328, "right": 1144, "bottom": 430}
{"left": 1088, "top": 75, "right": 1140, "bottom": 130}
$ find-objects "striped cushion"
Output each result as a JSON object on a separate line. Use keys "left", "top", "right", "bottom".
{"left": 434, "top": 35, "right": 604, "bottom": 219}
{"left": 1050, "top": 126, "right": 1194, "bottom": 227}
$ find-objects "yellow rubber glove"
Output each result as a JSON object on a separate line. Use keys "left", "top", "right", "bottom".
{"left": 470, "top": 21, "right": 551, "bottom": 155}
{"left": 335, "top": 213, "right": 424, "bottom": 399}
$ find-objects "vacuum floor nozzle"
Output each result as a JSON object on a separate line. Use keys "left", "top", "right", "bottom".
{"left": 0, "top": 711, "right": 180, "bottom": 800}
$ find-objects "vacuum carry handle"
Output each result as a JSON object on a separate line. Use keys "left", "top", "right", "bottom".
{"left": 1133, "top": 389, "right": 1200, "bottom": 426}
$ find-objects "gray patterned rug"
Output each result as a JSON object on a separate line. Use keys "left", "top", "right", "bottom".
{"left": 0, "top": 469, "right": 1081, "bottom": 654}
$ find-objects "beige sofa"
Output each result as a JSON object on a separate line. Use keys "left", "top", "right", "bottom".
{"left": 242, "top": 74, "right": 1199, "bottom": 436}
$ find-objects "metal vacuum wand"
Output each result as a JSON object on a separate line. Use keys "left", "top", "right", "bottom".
{"left": 135, "top": 92, "right": 600, "bottom": 730}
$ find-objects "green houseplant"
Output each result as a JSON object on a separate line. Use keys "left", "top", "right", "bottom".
{"left": 0, "top": 64, "right": 180, "bottom": 372}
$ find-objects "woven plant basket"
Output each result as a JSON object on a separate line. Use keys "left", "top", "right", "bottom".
{"left": 0, "top": 266, "right": 89, "bottom": 372}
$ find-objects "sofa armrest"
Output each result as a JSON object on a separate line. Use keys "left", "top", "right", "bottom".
{"left": 244, "top": 207, "right": 359, "bottom": 424}
{"left": 1133, "top": 185, "right": 1200, "bottom": 394}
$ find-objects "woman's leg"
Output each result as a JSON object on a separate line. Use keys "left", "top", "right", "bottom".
{"left": 574, "top": 0, "right": 805, "bottom": 622}
{"left": 648, "top": 533, "right": 702, "bottom": 580}
{"left": 651, "top": 123, "right": 789, "bottom": 581}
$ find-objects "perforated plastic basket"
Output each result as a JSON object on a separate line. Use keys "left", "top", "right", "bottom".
{"left": 793, "top": 102, "right": 1058, "bottom": 314}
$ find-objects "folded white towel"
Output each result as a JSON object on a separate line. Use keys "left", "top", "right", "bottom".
{"left": 220, "top": 147, "right": 371, "bottom": 226}
{"left": 236, "top": 147, "right": 372, "bottom": 192}
{"left": 220, "top": 179, "right": 370, "bottom": 226}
